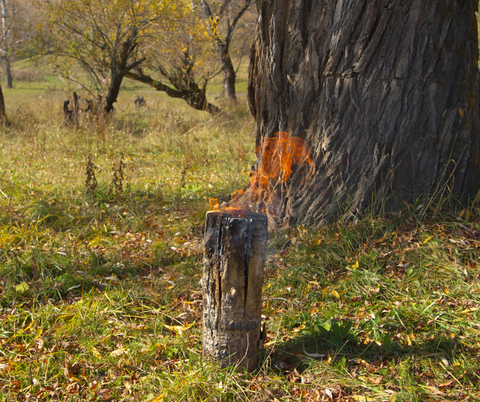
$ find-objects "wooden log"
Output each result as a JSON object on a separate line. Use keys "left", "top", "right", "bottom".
{"left": 202, "top": 210, "right": 268, "bottom": 371}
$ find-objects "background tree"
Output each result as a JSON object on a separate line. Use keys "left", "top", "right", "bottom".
{"left": 0, "top": 82, "right": 6, "bottom": 123}
{"left": 1, "top": 0, "right": 14, "bottom": 88}
{"left": 125, "top": 3, "right": 221, "bottom": 115}
{"left": 0, "top": 0, "right": 12, "bottom": 88}
{"left": 0, "top": 0, "right": 21, "bottom": 120}
{"left": 247, "top": 0, "right": 480, "bottom": 227}
{"left": 0, "top": 0, "right": 30, "bottom": 89}
{"left": 38, "top": 0, "right": 220, "bottom": 115}
{"left": 199, "top": 0, "right": 255, "bottom": 105}
{"left": 38, "top": 0, "right": 161, "bottom": 113}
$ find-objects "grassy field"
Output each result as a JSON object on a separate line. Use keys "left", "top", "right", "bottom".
{"left": 0, "top": 75, "right": 480, "bottom": 401}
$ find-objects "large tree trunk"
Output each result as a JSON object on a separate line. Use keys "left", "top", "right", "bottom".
{"left": 248, "top": 0, "right": 480, "bottom": 227}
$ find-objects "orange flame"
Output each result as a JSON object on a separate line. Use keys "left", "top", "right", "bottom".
{"left": 210, "top": 131, "right": 314, "bottom": 218}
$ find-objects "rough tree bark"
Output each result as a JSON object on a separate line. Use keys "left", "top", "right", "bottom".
{"left": 248, "top": 0, "right": 480, "bottom": 226}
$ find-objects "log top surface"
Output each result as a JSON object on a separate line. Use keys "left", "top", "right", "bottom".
{"left": 206, "top": 210, "right": 267, "bottom": 220}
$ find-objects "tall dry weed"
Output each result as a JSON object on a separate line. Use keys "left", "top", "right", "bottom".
{"left": 85, "top": 154, "right": 98, "bottom": 195}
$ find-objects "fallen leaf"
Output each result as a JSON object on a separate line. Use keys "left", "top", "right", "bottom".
{"left": 164, "top": 323, "right": 194, "bottom": 336}
{"left": 110, "top": 347, "right": 126, "bottom": 357}
{"left": 425, "top": 386, "right": 445, "bottom": 395}
{"left": 15, "top": 282, "right": 29, "bottom": 293}
{"left": 305, "top": 352, "right": 325, "bottom": 359}
{"left": 440, "top": 356, "right": 450, "bottom": 367}
{"left": 149, "top": 393, "right": 166, "bottom": 402}
{"left": 352, "top": 396, "right": 368, "bottom": 402}
{"left": 92, "top": 346, "right": 102, "bottom": 358}
{"left": 438, "top": 380, "right": 455, "bottom": 388}
{"left": 98, "top": 389, "right": 112, "bottom": 401}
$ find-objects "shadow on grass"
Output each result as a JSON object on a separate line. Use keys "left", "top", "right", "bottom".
{"left": 268, "top": 319, "right": 473, "bottom": 375}
{"left": 0, "top": 185, "right": 206, "bottom": 306}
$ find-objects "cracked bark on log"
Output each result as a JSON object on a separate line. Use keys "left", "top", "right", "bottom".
{"left": 202, "top": 211, "right": 267, "bottom": 371}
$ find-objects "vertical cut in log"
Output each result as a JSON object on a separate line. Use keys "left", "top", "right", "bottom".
{"left": 202, "top": 211, "right": 268, "bottom": 371}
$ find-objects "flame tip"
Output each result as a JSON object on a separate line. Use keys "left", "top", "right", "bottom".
{"left": 210, "top": 131, "right": 314, "bottom": 219}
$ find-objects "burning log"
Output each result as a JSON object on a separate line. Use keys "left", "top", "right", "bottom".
{"left": 202, "top": 131, "right": 312, "bottom": 369}
{"left": 202, "top": 210, "right": 268, "bottom": 371}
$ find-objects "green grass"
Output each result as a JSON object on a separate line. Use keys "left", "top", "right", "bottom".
{"left": 1, "top": 77, "right": 480, "bottom": 401}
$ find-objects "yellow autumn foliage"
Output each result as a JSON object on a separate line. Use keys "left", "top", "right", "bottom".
{"left": 36, "top": 0, "right": 215, "bottom": 95}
